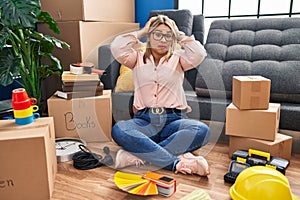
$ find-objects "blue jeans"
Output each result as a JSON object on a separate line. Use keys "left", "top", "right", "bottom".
{"left": 111, "top": 109, "right": 210, "bottom": 171}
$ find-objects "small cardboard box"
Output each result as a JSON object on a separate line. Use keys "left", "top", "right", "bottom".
{"left": 40, "top": 0, "right": 135, "bottom": 22}
{"left": 232, "top": 75, "right": 271, "bottom": 110}
{"left": 0, "top": 117, "right": 57, "bottom": 200}
{"left": 37, "top": 21, "right": 139, "bottom": 68}
{"left": 47, "top": 90, "right": 112, "bottom": 142}
{"left": 229, "top": 133, "right": 293, "bottom": 161}
{"left": 225, "top": 103, "right": 280, "bottom": 141}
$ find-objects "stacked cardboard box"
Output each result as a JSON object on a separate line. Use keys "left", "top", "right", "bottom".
{"left": 48, "top": 90, "right": 112, "bottom": 142}
{"left": 0, "top": 117, "right": 57, "bottom": 199}
{"left": 226, "top": 76, "right": 292, "bottom": 161}
{"left": 38, "top": 1, "right": 135, "bottom": 143}
{"left": 38, "top": 0, "right": 139, "bottom": 68}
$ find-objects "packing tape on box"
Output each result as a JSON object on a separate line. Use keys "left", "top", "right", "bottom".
{"left": 70, "top": 63, "right": 104, "bottom": 75}
{"left": 70, "top": 64, "right": 84, "bottom": 75}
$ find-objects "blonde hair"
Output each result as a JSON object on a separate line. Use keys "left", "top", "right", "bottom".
{"left": 143, "top": 15, "right": 177, "bottom": 63}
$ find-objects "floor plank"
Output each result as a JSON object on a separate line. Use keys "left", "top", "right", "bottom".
{"left": 51, "top": 141, "right": 300, "bottom": 200}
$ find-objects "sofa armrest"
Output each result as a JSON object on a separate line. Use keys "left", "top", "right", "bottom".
{"left": 98, "top": 44, "right": 121, "bottom": 90}
{"left": 192, "top": 14, "right": 205, "bottom": 44}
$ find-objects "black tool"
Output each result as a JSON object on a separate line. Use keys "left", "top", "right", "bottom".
{"left": 224, "top": 160, "right": 250, "bottom": 184}
{"left": 101, "top": 146, "right": 114, "bottom": 166}
{"left": 232, "top": 149, "right": 289, "bottom": 174}
{"left": 224, "top": 149, "right": 290, "bottom": 184}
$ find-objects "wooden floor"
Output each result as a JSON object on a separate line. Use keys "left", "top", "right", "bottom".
{"left": 51, "top": 141, "right": 300, "bottom": 200}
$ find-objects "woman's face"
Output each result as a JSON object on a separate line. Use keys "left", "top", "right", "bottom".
{"left": 149, "top": 24, "right": 173, "bottom": 56}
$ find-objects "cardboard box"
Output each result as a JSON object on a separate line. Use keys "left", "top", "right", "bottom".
{"left": 0, "top": 117, "right": 57, "bottom": 200}
{"left": 229, "top": 133, "right": 293, "bottom": 161}
{"left": 47, "top": 90, "right": 112, "bottom": 142}
{"left": 37, "top": 21, "right": 139, "bottom": 68}
{"left": 225, "top": 103, "right": 280, "bottom": 141}
{"left": 232, "top": 76, "right": 271, "bottom": 110}
{"left": 40, "top": 0, "right": 135, "bottom": 22}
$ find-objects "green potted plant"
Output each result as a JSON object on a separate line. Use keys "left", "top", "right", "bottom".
{"left": 0, "top": 0, "right": 69, "bottom": 110}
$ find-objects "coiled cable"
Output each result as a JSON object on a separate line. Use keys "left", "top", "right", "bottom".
{"left": 72, "top": 145, "right": 114, "bottom": 170}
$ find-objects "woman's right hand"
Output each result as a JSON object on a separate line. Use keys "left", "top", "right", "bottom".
{"left": 137, "top": 16, "right": 157, "bottom": 39}
{"left": 144, "top": 16, "right": 157, "bottom": 32}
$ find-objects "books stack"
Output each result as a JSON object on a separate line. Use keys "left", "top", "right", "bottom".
{"left": 114, "top": 171, "right": 176, "bottom": 197}
{"left": 56, "top": 71, "right": 104, "bottom": 99}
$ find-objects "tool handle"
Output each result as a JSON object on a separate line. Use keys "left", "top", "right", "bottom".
{"left": 248, "top": 149, "right": 270, "bottom": 161}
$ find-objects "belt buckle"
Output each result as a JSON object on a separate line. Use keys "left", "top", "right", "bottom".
{"left": 150, "top": 107, "right": 164, "bottom": 114}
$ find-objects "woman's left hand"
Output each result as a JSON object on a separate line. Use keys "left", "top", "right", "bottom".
{"left": 170, "top": 19, "right": 180, "bottom": 34}
{"left": 169, "top": 19, "right": 185, "bottom": 40}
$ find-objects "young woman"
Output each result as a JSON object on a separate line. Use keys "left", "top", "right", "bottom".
{"left": 110, "top": 15, "right": 210, "bottom": 176}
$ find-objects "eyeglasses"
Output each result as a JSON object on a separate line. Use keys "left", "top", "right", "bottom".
{"left": 152, "top": 31, "right": 173, "bottom": 41}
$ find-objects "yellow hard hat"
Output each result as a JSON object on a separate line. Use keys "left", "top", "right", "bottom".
{"left": 230, "top": 166, "right": 298, "bottom": 200}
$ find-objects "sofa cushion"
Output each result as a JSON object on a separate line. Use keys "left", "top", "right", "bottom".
{"left": 195, "top": 18, "right": 300, "bottom": 104}
{"left": 148, "top": 9, "right": 194, "bottom": 36}
{"left": 115, "top": 64, "right": 134, "bottom": 93}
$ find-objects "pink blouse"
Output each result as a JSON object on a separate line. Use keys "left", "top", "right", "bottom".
{"left": 111, "top": 31, "right": 207, "bottom": 112}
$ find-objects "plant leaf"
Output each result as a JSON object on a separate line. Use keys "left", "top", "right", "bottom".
{"left": 0, "top": 26, "right": 11, "bottom": 50}
{"left": 0, "top": 52, "right": 21, "bottom": 86}
{"left": 0, "top": 0, "right": 41, "bottom": 28}
{"left": 38, "top": 11, "right": 60, "bottom": 34}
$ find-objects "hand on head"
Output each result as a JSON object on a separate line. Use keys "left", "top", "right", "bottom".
{"left": 138, "top": 15, "right": 183, "bottom": 41}
{"left": 142, "top": 16, "right": 158, "bottom": 34}
{"left": 169, "top": 19, "right": 180, "bottom": 35}
{"left": 145, "top": 15, "right": 181, "bottom": 37}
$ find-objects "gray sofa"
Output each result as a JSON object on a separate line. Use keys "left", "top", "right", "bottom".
{"left": 98, "top": 13, "right": 300, "bottom": 152}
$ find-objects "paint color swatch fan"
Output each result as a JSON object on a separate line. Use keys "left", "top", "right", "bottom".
{"left": 114, "top": 171, "right": 176, "bottom": 197}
